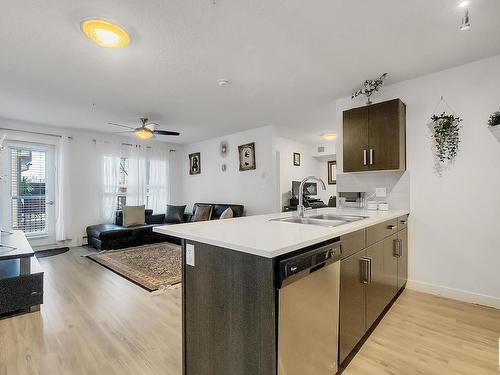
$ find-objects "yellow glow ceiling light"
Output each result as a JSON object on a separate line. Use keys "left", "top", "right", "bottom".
{"left": 81, "top": 19, "right": 130, "bottom": 48}
{"left": 134, "top": 128, "right": 154, "bottom": 140}
{"left": 322, "top": 133, "right": 337, "bottom": 140}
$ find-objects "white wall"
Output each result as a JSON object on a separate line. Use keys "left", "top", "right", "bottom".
{"left": 275, "top": 136, "right": 336, "bottom": 208}
{"left": 335, "top": 54, "right": 500, "bottom": 307}
{"left": 0, "top": 117, "right": 182, "bottom": 248}
{"left": 181, "top": 126, "right": 280, "bottom": 215}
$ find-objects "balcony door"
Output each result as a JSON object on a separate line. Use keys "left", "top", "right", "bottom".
{"left": 1, "top": 141, "right": 56, "bottom": 246}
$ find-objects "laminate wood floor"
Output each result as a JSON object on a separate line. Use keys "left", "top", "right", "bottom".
{"left": 1, "top": 247, "right": 499, "bottom": 375}
{"left": 0, "top": 247, "right": 181, "bottom": 375}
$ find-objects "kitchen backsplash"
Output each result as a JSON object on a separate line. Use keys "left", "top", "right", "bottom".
{"left": 336, "top": 171, "right": 410, "bottom": 210}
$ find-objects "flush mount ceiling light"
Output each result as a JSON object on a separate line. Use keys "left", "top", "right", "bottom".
{"left": 81, "top": 19, "right": 130, "bottom": 48}
{"left": 322, "top": 133, "right": 337, "bottom": 140}
{"left": 458, "top": 1, "right": 469, "bottom": 8}
{"left": 460, "top": 9, "right": 471, "bottom": 30}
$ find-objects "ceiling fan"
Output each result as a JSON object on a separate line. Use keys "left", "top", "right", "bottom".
{"left": 108, "top": 118, "right": 180, "bottom": 140}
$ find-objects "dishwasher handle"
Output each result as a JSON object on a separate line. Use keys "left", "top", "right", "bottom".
{"left": 278, "top": 240, "right": 341, "bottom": 288}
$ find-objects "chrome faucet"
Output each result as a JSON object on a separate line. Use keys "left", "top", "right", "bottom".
{"left": 297, "top": 176, "right": 326, "bottom": 218}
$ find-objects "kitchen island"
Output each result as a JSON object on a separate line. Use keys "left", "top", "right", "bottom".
{"left": 154, "top": 207, "right": 409, "bottom": 375}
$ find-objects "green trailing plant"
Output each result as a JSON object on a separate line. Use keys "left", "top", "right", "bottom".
{"left": 19, "top": 176, "right": 34, "bottom": 196}
{"left": 488, "top": 110, "right": 500, "bottom": 127}
{"left": 430, "top": 112, "right": 462, "bottom": 163}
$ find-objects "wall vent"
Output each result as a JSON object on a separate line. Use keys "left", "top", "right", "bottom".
{"left": 317, "top": 146, "right": 325, "bottom": 153}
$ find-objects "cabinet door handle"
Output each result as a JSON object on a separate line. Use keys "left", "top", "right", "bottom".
{"left": 393, "top": 239, "right": 400, "bottom": 257}
{"left": 399, "top": 239, "right": 404, "bottom": 258}
{"left": 366, "top": 257, "right": 372, "bottom": 284}
{"left": 360, "top": 257, "right": 369, "bottom": 284}
{"left": 360, "top": 257, "right": 372, "bottom": 284}
{"left": 369, "top": 149, "right": 374, "bottom": 165}
{"left": 363, "top": 150, "right": 367, "bottom": 165}
{"left": 387, "top": 224, "right": 397, "bottom": 230}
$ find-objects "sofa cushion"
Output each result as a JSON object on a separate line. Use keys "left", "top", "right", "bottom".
{"left": 212, "top": 204, "right": 244, "bottom": 219}
{"left": 123, "top": 205, "right": 145, "bottom": 227}
{"left": 146, "top": 213, "right": 165, "bottom": 225}
{"left": 87, "top": 224, "right": 133, "bottom": 240}
{"left": 115, "top": 209, "right": 153, "bottom": 226}
{"left": 191, "top": 204, "right": 213, "bottom": 222}
{"left": 165, "top": 204, "right": 187, "bottom": 224}
{"left": 219, "top": 207, "right": 233, "bottom": 219}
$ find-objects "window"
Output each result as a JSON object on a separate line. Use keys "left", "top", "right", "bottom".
{"left": 9, "top": 147, "right": 48, "bottom": 236}
{"left": 117, "top": 157, "right": 129, "bottom": 210}
{"left": 115, "top": 157, "right": 152, "bottom": 210}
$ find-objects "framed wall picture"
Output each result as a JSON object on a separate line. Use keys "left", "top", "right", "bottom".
{"left": 189, "top": 152, "right": 201, "bottom": 175}
{"left": 328, "top": 160, "right": 337, "bottom": 185}
{"left": 238, "top": 142, "right": 256, "bottom": 171}
{"left": 293, "top": 152, "right": 301, "bottom": 166}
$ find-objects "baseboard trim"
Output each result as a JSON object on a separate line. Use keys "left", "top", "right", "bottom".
{"left": 406, "top": 280, "right": 500, "bottom": 310}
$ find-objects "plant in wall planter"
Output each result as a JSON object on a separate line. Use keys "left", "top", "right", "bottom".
{"left": 488, "top": 109, "right": 500, "bottom": 143}
{"left": 429, "top": 112, "right": 462, "bottom": 173}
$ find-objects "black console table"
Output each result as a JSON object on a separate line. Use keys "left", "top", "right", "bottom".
{"left": 0, "top": 231, "right": 44, "bottom": 316}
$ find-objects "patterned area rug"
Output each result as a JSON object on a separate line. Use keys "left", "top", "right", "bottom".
{"left": 87, "top": 243, "right": 182, "bottom": 292}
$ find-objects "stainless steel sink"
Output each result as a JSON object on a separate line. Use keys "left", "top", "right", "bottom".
{"left": 272, "top": 217, "right": 348, "bottom": 227}
{"left": 307, "top": 214, "right": 367, "bottom": 222}
{"left": 270, "top": 214, "right": 367, "bottom": 228}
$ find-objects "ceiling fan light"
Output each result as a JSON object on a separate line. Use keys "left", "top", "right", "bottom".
{"left": 135, "top": 128, "right": 154, "bottom": 140}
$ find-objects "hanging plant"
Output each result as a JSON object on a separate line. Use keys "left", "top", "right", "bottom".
{"left": 430, "top": 112, "right": 462, "bottom": 163}
{"left": 488, "top": 110, "right": 500, "bottom": 127}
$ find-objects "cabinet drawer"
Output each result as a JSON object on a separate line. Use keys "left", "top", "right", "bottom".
{"left": 340, "top": 230, "right": 366, "bottom": 259}
{"left": 397, "top": 215, "right": 408, "bottom": 231}
{"left": 366, "top": 219, "right": 398, "bottom": 246}
{"left": 0, "top": 273, "right": 43, "bottom": 314}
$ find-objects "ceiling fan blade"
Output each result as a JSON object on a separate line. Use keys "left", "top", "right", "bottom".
{"left": 153, "top": 130, "right": 180, "bottom": 136}
{"left": 108, "top": 122, "right": 135, "bottom": 130}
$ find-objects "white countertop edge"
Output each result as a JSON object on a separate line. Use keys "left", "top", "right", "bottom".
{"left": 154, "top": 208, "right": 409, "bottom": 258}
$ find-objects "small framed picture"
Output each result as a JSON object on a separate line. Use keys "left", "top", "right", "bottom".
{"left": 238, "top": 142, "right": 256, "bottom": 171}
{"left": 189, "top": 152, "right": 201, "bottom": 175}
{"left": 328, "top": 160, "right": 337, "bottom": 185}
{"left": 293, "top": 152, "right": 301, "bottom": 166}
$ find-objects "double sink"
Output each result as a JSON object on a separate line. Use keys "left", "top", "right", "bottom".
{"left": 271, "top": 214, "right": 368, "bottom": 228}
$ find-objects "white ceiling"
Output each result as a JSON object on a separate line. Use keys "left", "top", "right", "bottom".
{"left": 1, "top": 0, "right": 500, "bottom": 144}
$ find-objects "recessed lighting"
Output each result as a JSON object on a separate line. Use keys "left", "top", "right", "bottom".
{"left": 322, "top": 133, "right": 337, "bottom": 140}
{"left": 217, "top": 79, "right": 231, "bottom": 87}
{"left": 458, "top": 1, "right": 469, "bottom": 8}
{"left": 81, "top": 19, "right": 130, "bottom": 48}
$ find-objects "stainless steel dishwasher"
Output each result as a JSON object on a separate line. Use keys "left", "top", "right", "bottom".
{"left": 277, "top": 240, "right": 341, "bottom": 375}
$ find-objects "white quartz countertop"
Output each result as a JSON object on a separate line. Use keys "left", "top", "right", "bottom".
{"left": 154, "top": 207, "right": 409, "bottom": 258}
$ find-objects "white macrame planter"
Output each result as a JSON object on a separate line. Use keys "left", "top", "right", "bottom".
{"left": 489, "top": 125, "right": 500, "bottom": 143}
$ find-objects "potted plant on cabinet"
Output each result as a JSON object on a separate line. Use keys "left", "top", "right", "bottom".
{"left": 488, "top": 109, "right": 500, "bottom": 143}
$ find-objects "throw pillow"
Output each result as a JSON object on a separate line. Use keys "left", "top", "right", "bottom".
{"left": 219, "top": 207, "right": 233, "bottom": 219}
{"left": 123, "top": 205, "right": 145, "bottom": 227}
{"left": 191, "top": 205, "right": 213, "bottom": 222}
{"left": 165, "top": 204, "right": 187, "bottom": 224}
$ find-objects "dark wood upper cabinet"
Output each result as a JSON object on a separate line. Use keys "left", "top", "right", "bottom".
{"left": 343, "top": 99, "right": 406, "bottom": 172}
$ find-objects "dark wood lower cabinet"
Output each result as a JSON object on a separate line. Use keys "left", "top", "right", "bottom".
{"left": 398, "top": 228, "right": 408, "bottom": 290}
{"left": 365, "top": 241, "right": 386, "bottom": 328}
{"left": 339, "top": 218, "right": 408, "bottom": 367}
{"left": 339, "top": 251, "right": 366, "bottom": 363}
